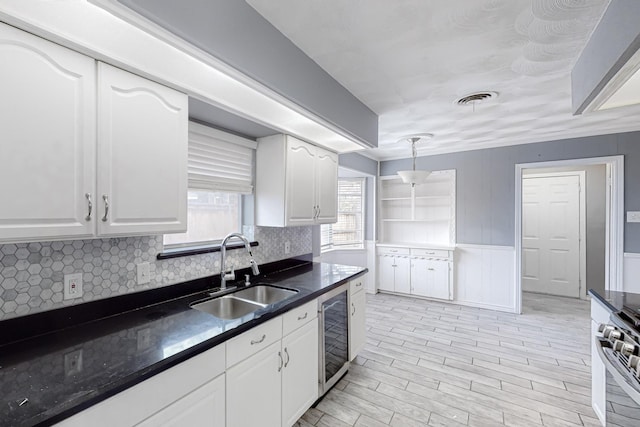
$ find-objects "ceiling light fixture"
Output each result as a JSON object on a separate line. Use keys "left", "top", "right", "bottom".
{"left": 397, "top": 135, "right": 433, "bottom": 186}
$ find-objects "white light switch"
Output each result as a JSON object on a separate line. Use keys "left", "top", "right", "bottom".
{"left": 137, "top": 262, "right": 151, "bottom": 284}
{"left": 627, "top": 211, "right": 640, "bottom": 223}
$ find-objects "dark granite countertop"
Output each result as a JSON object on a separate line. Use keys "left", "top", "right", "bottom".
{"left": 588, "top": 289, "right": 640, "bottom": 313}
{"left": 0, "top": 259, "right": 367, "bottom": 427}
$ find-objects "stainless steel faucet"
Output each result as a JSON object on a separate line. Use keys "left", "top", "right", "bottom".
{"left": 220, "top": 232, "right": 260, "bottom": 289}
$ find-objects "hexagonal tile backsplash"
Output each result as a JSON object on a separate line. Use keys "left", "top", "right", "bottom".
{"left": 0, "top": 226, "right": 312, "bottom": 320}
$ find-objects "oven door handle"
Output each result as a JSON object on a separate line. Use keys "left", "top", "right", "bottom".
{"left": 595, "top": 337, "right": 640, "bottom": 405}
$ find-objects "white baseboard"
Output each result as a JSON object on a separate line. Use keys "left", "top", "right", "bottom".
{"left": 455, "top": 244, "right": 517, "bottom": 313}
{"left": 623, "top": 252, "right": 640, "bottom": 293}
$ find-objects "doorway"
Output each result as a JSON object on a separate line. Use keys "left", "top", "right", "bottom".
{"left": 514, "top": 156, "right": 624, "bottom": 314}
{"left": 521, "top": 171, "right": 585, "bottom": 298}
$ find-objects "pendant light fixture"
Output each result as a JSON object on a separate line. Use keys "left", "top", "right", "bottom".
{"left": 397, "top": 135, "right": 432, "bottom": 186}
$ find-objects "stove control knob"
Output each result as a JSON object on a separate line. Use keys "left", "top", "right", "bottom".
{"left": 628, "top": 355, "right": 640, "bottom": 370}
{"left": 606, "top": 329, "right": 624, "bottom": 341}
{"left": 598, "top": 324, "right": 609, "bottom": 333}
{"left": 613, "top": 340, "right": 636, "bottom": 356}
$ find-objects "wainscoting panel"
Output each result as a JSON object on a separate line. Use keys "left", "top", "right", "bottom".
{"left": 454, "top": 244, "right": 516, "bottom": 313}
{"left": 624, "top": 252, "right": 640, "bottom": 293}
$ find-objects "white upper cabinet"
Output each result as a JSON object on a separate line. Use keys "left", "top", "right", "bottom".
{"left": 256, "top": 134, "right": 337, "bottom": 227}
{"left": 0, "top": 23, "right": 96, "bottom": 241}
{"left": 285, "top": 137, "right": 317, "bottom": 225}
{"left": 314, "top": 149, "right": 339, "bottom": 223}
{"left": 97, "top": 63, "right": 187, "bottom": 236}
{"left": 0, "top": 24, "right": 188, "bottom": 243}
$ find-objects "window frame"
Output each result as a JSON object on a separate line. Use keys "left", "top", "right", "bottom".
{"left": 321, "top": 177, "right": 366, "bottom": 253}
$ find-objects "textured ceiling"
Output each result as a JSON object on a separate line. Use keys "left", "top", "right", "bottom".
{"left": 246, "top": 0, "right": 640, "bottom": 159}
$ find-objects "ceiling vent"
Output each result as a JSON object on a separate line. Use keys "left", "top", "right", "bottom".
{"left": 456, "top": 91, "right": 498, "bottom": 106}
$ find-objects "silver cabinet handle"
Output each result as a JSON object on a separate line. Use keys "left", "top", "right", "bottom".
{"left": 284, "top": 347, "right": 290, "bottom": 368}
{"left": 297, "top": 312, "right": 308, "bottom": 321}
{"left": 316, "top": 206, "right": 321, "bottom": 219}
{"left": 250, "top": 334, "right": 266, "bottom": 345}
{"left": 101, "top": 195, "right": 109, "bottom": 222}
{"left": 85, "top": 193, "right": 92, "bottom": 221}
{"left": 428, "top": 268, "right": 435, "bottom": 271}
{"left": 352, "top": 302, "right": 356, "bottom": 315}
{"left": 355, "top": 282, "right": 362, "bottom": 287}
{"left": 278, "top": 351, "right": 283, "bottom": 372}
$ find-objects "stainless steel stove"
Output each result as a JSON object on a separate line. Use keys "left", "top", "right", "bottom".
{"left": 596, "top": 307, "right": 640, "bottom": 425}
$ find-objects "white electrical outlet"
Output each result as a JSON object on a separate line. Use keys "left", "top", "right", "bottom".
{"left": 63, "top": 273, "right": 83, "bottom": 300}
{"left": 137, "top": 328, "right": 152, "bottom": 351}
{"left": 627, "top": 211, "right": 640, "bottom": 223}
{"left": 284, "top": 241, "right": 291, "bottom": 254}
{"left": 137, "top": 262, "right": 151, "bottom": 284}
{"left": 64, "top": 349, "right": 83, "bottom": 377}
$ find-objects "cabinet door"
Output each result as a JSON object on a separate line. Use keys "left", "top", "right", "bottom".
{"left": 378, "top": 256, "right": 395, "bottom": 292}
{"left": 136, "top": 374, "right": 225, "bottom": 427}
{"left": 227, "top": 341, "right": 282, "bottom": 427}
{"left": 394, "top": 257, "right": 411, "bottom": 294}
{"left": 410, "top": 258, "right": 429, "bottom": 297}
{"left": 285, "top": 137, "right": 316, "bottom": 225}
{"left": 426, "top": 260, "right": 451, "bottom": 300}
{"left": 97, "top": 62, "right": 187, "bottom": 236}
{"left": 281, "top": 319, "right": 318, "bottom": 427}
{"left": 315, "top": 148, "right": 338, "bottom": 224}
{"left": 0, "top": 23, "right": 96, "bottom": 242}
{"left": 349, "top": 290, "right": 366, "bottom": 361}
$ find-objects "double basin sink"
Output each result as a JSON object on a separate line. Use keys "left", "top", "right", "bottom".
{"left": 191, "top": 284, "right": 298, "bottom": 320}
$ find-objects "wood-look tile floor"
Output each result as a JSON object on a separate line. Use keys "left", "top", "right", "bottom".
{"left": 296, "top": 292, "right": 599, "bottom": 427}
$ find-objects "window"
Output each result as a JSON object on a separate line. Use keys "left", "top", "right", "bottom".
{"left": 163, "top": 191, "right": 240, "bottom": 248}
{"left": 321, "top": 178, "right": 365, "bottom": 251}
{"left": 163, "top": 122, "right": 255, "bottom": 249}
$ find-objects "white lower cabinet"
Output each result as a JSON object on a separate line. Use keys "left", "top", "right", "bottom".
{"left": 281, "top": 320, "right": 319, "bottom": 427}
{"left": 227, "top": 340, "right": 283, "bottom": 427}
{"left": 410, "top": 258, "right": 451, "bottom": 300}
{"left": 378, "top": 255, "right": 410, "bottom": 293}
{"left": 226, "top": 305, "right": 319, "bottom": 427}
{"left": 55, "top": 345, "right": 226, "bottom": 427}
{"left": 349, "top": 278, "right": 366, "bottom": 361}
{"left": 56, "top": 300, "right": 321, "bottom": 427}
{"left": 591, "top": 298, "right": 610, "bottom": 425}
{"left": 136, "top": 374, "right": 225, "bottom": 427}
{"left": 378, "top": 246, "right": 454, "bottom": 300}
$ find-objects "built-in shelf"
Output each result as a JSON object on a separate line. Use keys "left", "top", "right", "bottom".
{"left": 379, "top": 170, "right": 456, "bottom": 246}
{"left": 382, "top": 219, "right": 449, "bottom": 222}
{"left": 415, "top": 195, "right": 450, "bottom": 200}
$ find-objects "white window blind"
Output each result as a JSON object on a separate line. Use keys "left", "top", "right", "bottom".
{"left": 321, "top": 178, "right": 365, "bottom": 251}
{"left": 187, "top": 122, "right": 257, "bottom": 194}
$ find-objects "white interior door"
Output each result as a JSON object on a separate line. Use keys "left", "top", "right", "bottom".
{"left": 522, "top": 175, "right": 581, "bottom": 297}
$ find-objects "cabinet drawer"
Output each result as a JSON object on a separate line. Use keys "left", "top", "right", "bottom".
{"left": 227, "top": 317, "right": 282, "bottom": 368}
{"left": 350, "top": 277, "right": 366, "bottom": 296}
{"left": 283, "top": 300, "right": 318, "bottom": 336}
{"left": 378, "top": 247, "right": 410, "bottom": 256}
{"left": 411, "top": 248, "right": 450, "bottom": 258}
